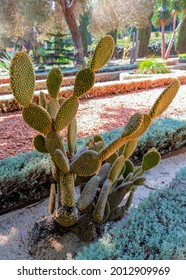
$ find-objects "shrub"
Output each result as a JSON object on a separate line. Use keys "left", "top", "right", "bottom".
{"left": 137, "top": 58, "right": 170, "bottom": 74}
{"left": 170, "top": 166, "right": 186, "bottom": 188}
{"left": 178, "top": 53, "right": 186, "bottom": 63}
{"left": 0, "top": 151, "right": 53, "bottom": 214}
{"left": 178, "top": 53, "right": 186, "bottom": 59}
{"left": 148, "top": 36, "right": 177, "bottom": 57}
{"left": 76, "top": 169, "right": 186, "bottom": 260}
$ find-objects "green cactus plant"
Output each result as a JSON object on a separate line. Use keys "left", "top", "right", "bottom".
{"left": 9, "top": 36, "right": 180, "bottom": 241}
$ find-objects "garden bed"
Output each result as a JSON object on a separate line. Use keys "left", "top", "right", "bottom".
{"left": 0, "top": 116, "right": 185, "bottom": 215}
{"left": 1, "top": 69, "right": 186, "bottom": 113}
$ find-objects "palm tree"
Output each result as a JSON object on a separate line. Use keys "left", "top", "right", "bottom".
{"left": 152, "top": 0, "right": 171, "bottom": 59}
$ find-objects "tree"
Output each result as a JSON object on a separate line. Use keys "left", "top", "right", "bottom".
{"left": 0, "top": 0, "right": 90, "bottom": 65}
{"left": 0, "top": 0, "right": 53, "bottom": 50}
{"left": 152, "top": 0, "right": 186, "bottom": 59}
{"left": 176, "top": 16, "right": 186, "bottom": 53}
{"left": 58, "top": 0, "right": 91, "bottom": 65}
{"left": 90, "top": 0, "right": 155, "bottom": 37}
{"left": 152, "top": 0, "right": 171, "bottom": 59}
{"left": 165, "top": 0, "right": 186, "bottom": 59}
{"left": 138, "top": 25, "right": 152, "bottom": 58}
{"left": 79, "top": 12, "right": 89, "bottom": 56}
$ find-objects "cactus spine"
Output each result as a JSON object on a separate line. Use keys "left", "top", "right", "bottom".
{"left": 9, "top": 35, "right": 180, "bottom": 241}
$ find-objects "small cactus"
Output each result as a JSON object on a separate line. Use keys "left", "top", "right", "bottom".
{"left": 9, "top": 36, "right": 180, "bottom": 241}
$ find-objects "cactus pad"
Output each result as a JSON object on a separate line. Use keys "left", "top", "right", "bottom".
{"left": 77, "top": 175, "right": 100, "bottom": 210}
{"left": 88, "top": 141, "right": 105, "bottom": 153}
{"left": 48, "top": 184, "right": 56, "bottom": 214}
{"left": 97, "top": 163, "right": 111, "bottom": 185}
{"left": 54, "top": 149, "right": 70, "bottom": 173}
{"left": 70, "top": 150, "right": 101, "bottom": 177}
{"left": 90, "top": 35, "right": 114, "bottom": 71}
{"left": 47, "top": 98, "right": 60, "bottom": 119}
{"left": 46, "top": 67, "right": 63, "bottom": 98}
{"left": 122, "top": 112, "right": 144, "bottom": 139}
{"left": 93, "top": 179, "right": 112, "bottom": 223}
{"left": 133, "top": 177, "right": 146, "bottom": 186}
{"left": 142, "top": 148, "right": 161, "bottom": 172}
{"left": 39, "top": 91, "right": 47, "bottom": 109}
{"left": 10, "top": 51, "right": 35, "bottom": 106}
{"left": 123, "top": 159, "right": 135, "bottom": 178}
{"left": 22, "top": 103, "right": 52, "bottom": 135}
{"left": 149, "top": 79, "right": 180, "bottom": 119}
{"left": 67, "top": 118, "right": 77, "bottom": 157}
{"left": 123, "top": 139, "right": 138, "bottom": 159}
{"left": 93, "top": 134, "right": 104, "bottom": 143}
{"left": 108, "top": 181, "right": 133, "bottom": 213}
{"left": 125, "top": 189, "right": 135, "bottom": 211}
{"left": 54, "top": 96, "right": 79, "bottom": 131}
{"left": 108, "top": 155, "right": 125, "bottom": 184}
{"left": 123, "top": 172, "right": 133, "bottom": 182}
{"left": 105, "top": 152, "right": 119, "bottom": 164}
{"left": 74, "top": 68, "right": 95, "bottom": 97}
{"left": 33, "top": 134, "right": 48, "bottom": 153}
{"left": 45, "top": 130, "right": 66, "bottom": 157}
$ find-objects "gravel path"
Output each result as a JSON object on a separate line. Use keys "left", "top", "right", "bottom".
{"left": 0, "top": 85, "right": 185, "bottom": 159}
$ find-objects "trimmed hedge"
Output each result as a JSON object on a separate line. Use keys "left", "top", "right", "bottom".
{"left": 0, "top": 117, "right": 185, "bottom": 214}
{"left": 0, "top": 151, "right": 53, "bottom": 214}
{"left": 76, "top": 167, "right": 186, "bottom": 260}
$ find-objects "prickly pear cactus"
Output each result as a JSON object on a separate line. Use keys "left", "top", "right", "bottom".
{"left": 10, "top": 36, "right": 180, "bottom": 241}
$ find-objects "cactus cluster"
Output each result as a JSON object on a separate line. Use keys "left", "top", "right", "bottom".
{"left": 10, "top": 36, "right": 180, "bottom": 241}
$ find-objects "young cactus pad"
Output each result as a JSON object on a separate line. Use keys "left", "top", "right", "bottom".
{"left": 90, "top": 35, "right": 115, "bottom": 71}
{"left": 74, "top": 68, "right": 95, "bottom": 97}
{"left": 46, "top": 67, "right": 63, "bottom": 98}
{"left": 149, "top": 79, "right": 180, "bottom": 119}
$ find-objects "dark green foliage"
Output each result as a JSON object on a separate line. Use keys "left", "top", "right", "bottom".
{"left": 152, "top": 0, "right": 171, "bottom": 28}
{"left": 148, "top": 36, "right": 177, "bottom": 56}
{"left": 176, "top": 17, "right": 186, "bottom": 54}
{"left": 76, "top": 174, "right": 186, "bottom": 260}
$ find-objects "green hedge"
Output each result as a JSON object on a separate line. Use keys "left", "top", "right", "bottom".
{"left": 148, "top": 36, "right": 177, "bottom": 56}
{"left": 76, "top": 167, "right": 186, "bottom": 260}
{"left": 0, "top": 151, "right": 53, "bottom": 214}
{"left": 0, "top": 117, "right": 185, "bottom": 214}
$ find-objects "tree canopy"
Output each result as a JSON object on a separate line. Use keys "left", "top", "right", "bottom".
{"left": 90, "top": 0, "right": 155, "bottom": 36}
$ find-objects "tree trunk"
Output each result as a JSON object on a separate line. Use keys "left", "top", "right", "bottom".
{"left": 161, "top": 23, "right": 165, "bottom": 59}
{"left": 165, "top": 13, "right": 177, "bottom": 60}
{"left": 59, "top": 0, "right": 84, "bottom": 65}
{"left": 176, "top": 14, "right": 186, "bottom": 54}
{"left": 138, "top": 25, "right": 151, "bottom": 58}
{"left": 79, "top": 13, "right": 89, "bottom": 56}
